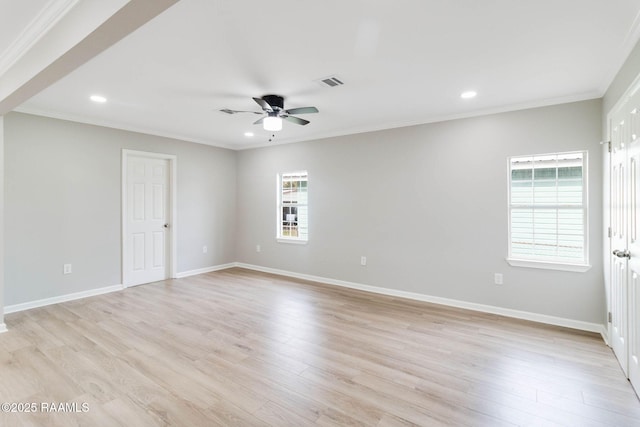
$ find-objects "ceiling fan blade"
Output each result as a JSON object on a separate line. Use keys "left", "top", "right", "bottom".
{"left": 282, "top": 115, "right": 310, "bottom": 126}
{"left": 220, "top": 108, "right": 263, "bottom": 115}
{"left": 284, "top": 106, "right": 318, "bottom": 115}
{"left": 253, "top": 117, "right": 265, "bottom": 125}
{"left": 253, "top": 97, "right": 273, "bottom": 112}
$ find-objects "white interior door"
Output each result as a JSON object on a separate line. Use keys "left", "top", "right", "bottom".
{"left": 608, "top": 84, "right": 640, "bottom": 395}
{"left": 610, "top": 116, "right": 629, "bottom": 376}
{"left": 125, "top": 155, "right": 170, "bottom": 287}
{"left": 626, "top": 92, "right": 640, "bottom": 393}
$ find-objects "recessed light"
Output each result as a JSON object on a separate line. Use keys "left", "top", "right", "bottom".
{"left": 90, "top": 95, "right": 107, "bottom": 103}
{"left": 244, "top": 132, "right": 254, "bottom": 137}
{"left": 461, "top": 91, "right": 477, "bottom": 99}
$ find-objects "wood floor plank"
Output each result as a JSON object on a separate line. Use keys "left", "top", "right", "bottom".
{"left": 102, "top": 396, "right": 165, "bottom": 427}
{"left": 0, "top": 267, "right": 638, "bottom": 426}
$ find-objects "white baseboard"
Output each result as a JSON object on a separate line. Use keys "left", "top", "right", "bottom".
{"left": 4, "top": 284, "right": 124, "bottom": 315}
{"left": 1, "top": 261, "right": 236, "bottom": 317}
{"left": 175, "top": 263, "right": 236, "bottom": 279}
{"left": 235, "top": 263, "right": 606, "bottom": 335}
{"left": 600, "top": 326, "right": 610, "bottom": 346}
{"left": 1, "top": 262, "right": 608, "bottom": 339}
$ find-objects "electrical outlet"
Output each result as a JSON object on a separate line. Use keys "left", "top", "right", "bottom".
{"left": 63, "top": 264, "right": 72, "bottom": 275}
{"left": 203, "top": 246, "right": 207, "bottom": 254}
{"left": 256, "top": 244, "right": 261, "bottom": 253}
{"left": 360, "top": 256, "right": 367, "bottom": 266}
{"left": 494, "top": 273, "right": 503, "bottom": 285}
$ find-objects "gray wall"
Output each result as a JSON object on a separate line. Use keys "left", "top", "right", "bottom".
{"left": 1, "top": 100, "right": 607, "bottom": 325}
{"left": 4, "top": 112, "right": 237, "bottom": 306}
{"left": 236, "top": 99, "right": 604, "bottom": 324}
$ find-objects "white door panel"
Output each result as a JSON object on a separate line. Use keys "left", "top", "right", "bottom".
{"left": 612, "top": 257, "right": 628, "bottom": 374}
{"left": 132, "top": 233, "right": 145, "bottom": 271}
{"left": 626, "top": 91, "right": 640, "bottom": 391}
{"left": 610, "top": 121, "right": 628, "bottom": 374}
{"left": 609, "top": 85, "right": 640, "bottom": 394}
{"left": 153, "top": 231, "right": 164, "bottom": 268}
{"left": 629, "top": 266, "right": 640, "bottom": 393}
{"left": 153, "top": 184, "right": 164, "bottom": 219}
{"left": 125, "top": 156, "right": 169, "bottom": 286}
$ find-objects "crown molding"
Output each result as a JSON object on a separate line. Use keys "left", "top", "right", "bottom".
{"left": 13, "top": 106, "right": 237, "bottom": 151}
{"left": 599, "top": 7, "right": 640, "bottom": 94}
{"left": 0, "top": 0, "right": 80, "bottom": 76}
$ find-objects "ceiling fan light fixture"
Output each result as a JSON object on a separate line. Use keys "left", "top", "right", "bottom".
{"left": 263, "top": 115, "right": 282, "bottom": 131}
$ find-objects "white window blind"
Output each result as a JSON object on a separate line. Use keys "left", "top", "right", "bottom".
{"left": 278, "top": 171, "right": 308, "bottom": 242}
{"left": 508, "top": 151, "right": 587, "bottom": 266}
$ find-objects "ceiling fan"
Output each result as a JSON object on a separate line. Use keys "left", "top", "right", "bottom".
{"left": 220, "top": 94, "right": 318, "bottom": 131}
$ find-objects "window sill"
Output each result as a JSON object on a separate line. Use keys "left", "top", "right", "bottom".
{"left": 277, "top": 238, "right": 308, "bottom": 245}
{"left": 506, "top": 258, "right": 591, "bottom": 272}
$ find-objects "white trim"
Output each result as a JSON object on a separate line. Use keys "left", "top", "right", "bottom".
{"left": 3, "top": 284, "right": 123, "bottom": 315}
{"left": 506, "top": 258, "right": 592, "bottom": 272}
{"left": 277, "top": 239, "right": 308, "bottom": 245}
{"left": 17, "top": 93, "right": 602, "bottom": 152}
{"left": 122, "top": 149, "right": 178, "bottom": 287}
{"left": 0, "top": 0, "right": 80, "bottom": 75}
{"left": 13, "top": 106, "right": 237, "bottom": 150}
{"left": 175, "top": 263, "right": 237, "bottom": 279}
{"left": 0, "top": 264, "right": 608, "bottom": 339}
{"left": 607, "top": 70, "right": 640, "bottom": 124}
{"left": 600, "top": 325, "right": 610, "bottom": 346}
{"left": 277, "top": 171, "right": 309, "bottom": 243}
{"left": 235, "top": 262, "right": 605, "bottom": 334}
{"left": 507, "top": 151, "right": 589, "bottom": 269}
{"left": 599, "top": 7, "right": 640, "bottom": 95}
{"left": 604, "top": 69, "right": 640, "bottom": 353}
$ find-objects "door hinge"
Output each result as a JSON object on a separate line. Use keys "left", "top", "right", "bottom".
{"left": 608, "top": 311, "right": 612, "bottom": 323}
{"left": 608, "top": 227, "right": 612, "bottom": 238}
{"left": 608, "top": 140, "right": 612, "bottom": 152}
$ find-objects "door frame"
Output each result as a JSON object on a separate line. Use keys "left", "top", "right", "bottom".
{"left": 605, "top": 71, "right": 640, "bottom": 387}
{"left": 122, "top": 149, "right": 177, "bottom": 287}
{"left": 604, "top": 116, "right": 612, "bottom": 345}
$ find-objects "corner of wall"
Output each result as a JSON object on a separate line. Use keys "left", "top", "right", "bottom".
{"left": 604, "top": 38, "right": 640, "bottom": 114}
{"left": 600, "top": 324, "right": 610, "bottom": 346}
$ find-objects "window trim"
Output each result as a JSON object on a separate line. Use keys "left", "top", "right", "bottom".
{"left": 276, "top": 171, "right": 309, "bottom": 243}
{"left": 505, "top": 258, "right": 591, "bottom": 272}
{"left": 506, "top": 150, "right": 591, "bottom": 272}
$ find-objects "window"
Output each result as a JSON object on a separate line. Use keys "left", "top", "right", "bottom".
{"left": 277, "top": 171, "right": 308, "bottom": 242}
{"left": 508, "top": 151, "right": 589, "bottom": 271}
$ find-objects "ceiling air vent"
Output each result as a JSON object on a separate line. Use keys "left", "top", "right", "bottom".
{"left": 317, "top": 76, "right": 344, "bottom": 88}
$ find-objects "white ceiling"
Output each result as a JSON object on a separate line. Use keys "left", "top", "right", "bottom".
{"left": 7, "top": 0, "right": 640, "bottom": 149}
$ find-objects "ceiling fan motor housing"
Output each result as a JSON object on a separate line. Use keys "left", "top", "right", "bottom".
{"left": 262, "top": 94, "right": 284, "bottom": 111}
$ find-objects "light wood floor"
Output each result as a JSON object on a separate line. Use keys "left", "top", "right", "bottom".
{"left": 0, "top": 268, "right": 639, "bottom": 426}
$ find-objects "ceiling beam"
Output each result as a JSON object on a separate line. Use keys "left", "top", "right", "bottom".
{"left": 0, "top": 0, "right": 178, "bottom": 115}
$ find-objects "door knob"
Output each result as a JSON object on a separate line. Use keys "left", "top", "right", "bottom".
{"left": 613, "top": 249, "right": 631, "bottom": 258}
{"left": 163, "top": 223, "right": 169, "bottom": 228}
